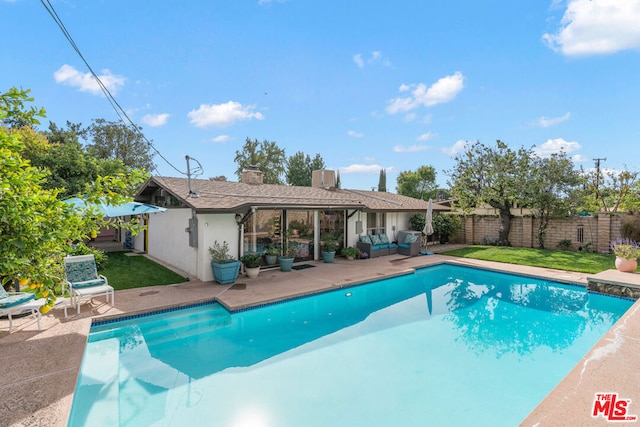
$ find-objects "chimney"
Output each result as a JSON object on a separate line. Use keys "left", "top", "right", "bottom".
{"left": 241, "top": 165, "right": 264, "bottom": 185}
{"left": 312, "top": 170, "right": 336, "bottom": 189}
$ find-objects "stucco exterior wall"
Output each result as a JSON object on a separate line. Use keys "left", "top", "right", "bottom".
{"left": 147, "top": 208, "right": 198, "bottom": 278}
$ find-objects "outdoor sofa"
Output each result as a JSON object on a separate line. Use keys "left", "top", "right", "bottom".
{"left": 357, "top": 233, "right": 398, "bottom": 258}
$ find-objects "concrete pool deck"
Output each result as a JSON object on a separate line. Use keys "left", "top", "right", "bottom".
{"left": 1, "top": 249, "right": 639, "bottom": 427}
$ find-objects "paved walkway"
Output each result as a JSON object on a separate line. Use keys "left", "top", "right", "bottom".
{"left": 1, "top": 249, "right": 639, "bottom": 427}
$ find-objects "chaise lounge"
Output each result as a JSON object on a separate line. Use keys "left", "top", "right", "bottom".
{"left": 0, "top": 286, "right": 45, "bottom": 332}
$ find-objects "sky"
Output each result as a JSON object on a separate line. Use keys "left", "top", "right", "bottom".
{"left": 2, "top": 0, "right": 640, "bottom": 191}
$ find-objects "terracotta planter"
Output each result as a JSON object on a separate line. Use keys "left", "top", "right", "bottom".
{"left": 615, "top": 257, "right": 638, "bottom": 273}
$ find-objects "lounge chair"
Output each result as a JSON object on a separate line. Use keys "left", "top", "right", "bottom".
{"left": 64, "top": 254, "right": 114, "bottom": 315}
{"left": 0, "top": 286, "right": 45, "bottom": 332}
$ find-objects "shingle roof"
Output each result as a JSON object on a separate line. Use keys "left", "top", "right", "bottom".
{"left": 137, "top": 176, "right": 448, "bottom": 213}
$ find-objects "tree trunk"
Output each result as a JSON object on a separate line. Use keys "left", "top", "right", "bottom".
{"left": 498, "top": 207, "right": 511, "bottom": 246}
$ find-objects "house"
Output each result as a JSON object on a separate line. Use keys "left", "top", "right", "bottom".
{"left": 133, "top": 169, "right": 447, "bottom": 281}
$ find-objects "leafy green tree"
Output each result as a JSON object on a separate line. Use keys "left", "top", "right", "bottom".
{"left": 396, "top": 165, "right": 437, "bottom": 200}
{"left": 0, "top": 87, "right": 46, "bottom": 128}
{"left": 0, "top": 88, "right": 146, "bottom": 309}
{"left": 286, "top": 151, "right": 326, "bottom": 186}
{"left": 378, "top": 169, "right": 387, "bottom": 192}
{"left": 588, "top": 167, "right": 639, "bottom": 213}
{"left": 85, "top": 118, "right": 155, "bottom": 171}
{"left": 234, "top": 137, "right": 286, "bottom": 184}
{"left": 529, "top": 153, "right": 582, "bottom": 248}
{"left": 447, "top": 140, "right": 531, "bottom": 245}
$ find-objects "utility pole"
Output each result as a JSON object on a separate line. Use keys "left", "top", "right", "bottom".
{"left": 593, "top": 157, "right": 606, "bottom": 190}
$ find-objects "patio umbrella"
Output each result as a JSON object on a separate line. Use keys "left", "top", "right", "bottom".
{"left": 64, "top": 197, "right": 166, "bottom": 218}
{"left": 422, "top": 198, "right": 434, "bottom": 236}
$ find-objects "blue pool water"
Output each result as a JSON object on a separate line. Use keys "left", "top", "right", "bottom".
{"left": 68, "top": 264, "right": 634, "bottom": 427}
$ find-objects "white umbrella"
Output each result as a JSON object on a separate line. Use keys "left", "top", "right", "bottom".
{"left": 423, "top": 198, "right": 434, "bottom": 237}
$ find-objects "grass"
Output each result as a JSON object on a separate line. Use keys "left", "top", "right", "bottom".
{"left": 441, "top": 245, "right": 621, "bottom": 274}
{"left": 98, "top": 251, "right": 189, "bottom": 291}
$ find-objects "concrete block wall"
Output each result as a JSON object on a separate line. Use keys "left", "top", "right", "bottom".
{"left": 455, "top": 213, "right": 622, "bottom": 252}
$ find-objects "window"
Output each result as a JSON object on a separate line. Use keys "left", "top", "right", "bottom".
{"left": 366, "top": 212, "right": 386, "bottom": 235}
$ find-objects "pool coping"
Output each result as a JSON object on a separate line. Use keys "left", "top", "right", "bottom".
{"left": 1, "top": 253, "right": 639, "bottom": 427}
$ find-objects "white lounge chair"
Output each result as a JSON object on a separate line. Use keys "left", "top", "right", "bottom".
{"left": 0, "top": 286, "right": 45, "bottom": 332}
{"left": 64, "top": 254, "right": 114, "bottom": 315}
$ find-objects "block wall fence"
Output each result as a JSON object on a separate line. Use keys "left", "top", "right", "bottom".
{"left": 451, "top": 213, "right": 623, "bottom": 253}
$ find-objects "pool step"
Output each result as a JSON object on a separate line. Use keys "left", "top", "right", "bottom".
{"left": 139, "top": 311, "right": 232, "bottom": 347}
{"left": 89, "top": 305, "right": 231, "bottom": 343}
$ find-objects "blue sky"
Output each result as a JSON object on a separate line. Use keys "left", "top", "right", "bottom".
{"left": 2, "top": 0, "right": 640, "bottom": 191}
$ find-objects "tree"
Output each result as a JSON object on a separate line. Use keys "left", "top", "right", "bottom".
{"left": 396, "top": 165, "right": 437, "bottom": 200}
{"left": 234, "top": 137, "right": 286, "bottom": 184}
{"left": 0, "top": 88, "right": 146, "bottom": 309}
{"left": 586, "top": 166, "right": 639, "bottom": 213}
{"left": 447, "top": 140, "right": 531, "bottom": 245}
{"left": 286, "top": 152, "right": 326, "bottom": 186}
{"left": 528, "top": 153, "right": 582, "bottom": 248}
{"left": 85, "top": 118, "right": 155, "bottom": 171}
{"left": 336, "top": 170, "right": 341, "bottom": 189}
{"left": 19, "top": 121, "right": 132, "bottom": 198}
{"left": 0, "top": 87, "right": 46, "bottom": 128}
{"left": 378, "top": 169, "right": 387, "bottom": 192}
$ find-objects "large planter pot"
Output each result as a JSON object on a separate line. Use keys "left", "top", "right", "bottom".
{"left": 265, "top": 254, "right": 278, "bottom": 266}
{"left": 211, "top": 260, "right": 241, "bottom": 284}
{"left": 279, "top": 256, "right": 295, "bottom": 272}
{"left": 245, "top": 266, "right": 260, "bottom": 279}
{"left": 615, "top": 257, "right": 638, "bottom": 273}
{"left": 322, "top": 251, "right": 336, "bottom": 263}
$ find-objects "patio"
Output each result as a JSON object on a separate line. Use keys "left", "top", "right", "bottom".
{"left": 1, "top": 247, "right": 639, "bottom": 427}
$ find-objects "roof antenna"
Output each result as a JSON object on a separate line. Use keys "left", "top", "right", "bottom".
{"left": 185, "top": 155, "right": 203, "bottom": 197}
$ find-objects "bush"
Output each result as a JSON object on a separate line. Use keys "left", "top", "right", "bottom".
{"left": 433, "top": 214, "right": 461, "bottom": 243}
{"left": 557, "top": 239, "right": 572, "bottom": 250}
{"left": 620, "top": 214, "right": 640, "bottom": 241}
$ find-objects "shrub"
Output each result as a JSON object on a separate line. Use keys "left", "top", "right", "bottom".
{"left": 557, "top": 239, "right": 572, "bottom": 250}
{"left": 610, "top": 237, "right": 640, "bottom": 259}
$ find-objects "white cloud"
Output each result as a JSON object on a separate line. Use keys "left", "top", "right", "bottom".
{"left": 533, "top": 138, "right": 582, "bottom": 158}
{"left": 53, "top": 64, "right": 125, "bottom": 95}
{"left": 393, "top": 145, "right": 428, "bottom": 153}
{"left": 353, "top": 54, "right": 364, "bottom": 68}
{"left": 339, "top": 164, "right": 385, "bottom": 174}
{"left": 353, "top": 51, "right": 391, "bottom": 68}
{"left": 534, "top": 112, "right": 571, "bottom": 127}
{"left": 417, "top": 132, "right": 436, "bottom": 141}
{"left": 347, "top": 130, "right": 364, "bottom": 138}
{"left": 386, "top": 71, "right": 465, "bottom": 114}
{"left": 572, "top": 154, "right": 589, "bottom": 162}
{"left": 441, "top": 139, "right": 469, "bottom": 156}
{"left": 188, "top": 101, "right": 264, "bottom": 128}
{"left": 211, "top": 135, "right": 230, "bottom": 143}
{"left": 543, "top": 0, "right": 640, "bottom": 56}
{"left": 141, "top": 113, "right": 170, "bottom": 127}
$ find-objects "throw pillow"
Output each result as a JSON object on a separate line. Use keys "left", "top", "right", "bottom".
{"left": 404, "top": 233, "right": 418, "bottom": 244}
{"left": 379, "top": 233, "right": 390, "bottom": 244}
{"left": 370, "top": 234, "right": 382, "bottom": 245}
{"left": 359, "top": 235, "right": 372, "bottom": 245}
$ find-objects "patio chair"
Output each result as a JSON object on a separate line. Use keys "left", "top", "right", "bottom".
{"left": 0, "top": 286, "right": 44, "bottom": 332}
{"left": 64, "top": 254, "right": 114, "bottom": 315}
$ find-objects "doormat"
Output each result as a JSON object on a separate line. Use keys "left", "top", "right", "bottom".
{"left": 291, "top": 264, "right": 315, "bottom": 270}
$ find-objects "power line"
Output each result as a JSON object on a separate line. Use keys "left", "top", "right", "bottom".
{"left": 39, "top": 0, "right": 187, "bottom": 177}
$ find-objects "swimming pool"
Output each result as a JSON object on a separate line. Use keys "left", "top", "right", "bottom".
{"left": 68, "top": 264, "right": 634, "bottom": 427}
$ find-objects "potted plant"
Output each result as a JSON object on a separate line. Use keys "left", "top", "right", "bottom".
{"left": 279, "top": 230, "right": 297, "bottom": 272}
{"left": 610, "top": 238, "right": 640, "bottom": 272}
{"left": 209, "top": 241, "right": 241, "bottom": 284}
{"left": 240, "top": 253, "right": 261, "bottom": 278}
{"left": 321, "top": 235, "right": 338, "bottom": 263}
{"left": 341, "top": 246, "right": 359, "bottom": 261}
{"left": 264, "top": 244, "right": 279, "bottom": 266}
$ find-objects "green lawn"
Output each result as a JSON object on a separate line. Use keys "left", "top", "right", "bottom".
{"left": 441, "top": 245, "right": 621, "bottom": 274}
{"left": 98, "top": 251, "right": 189, "bottom": 291}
